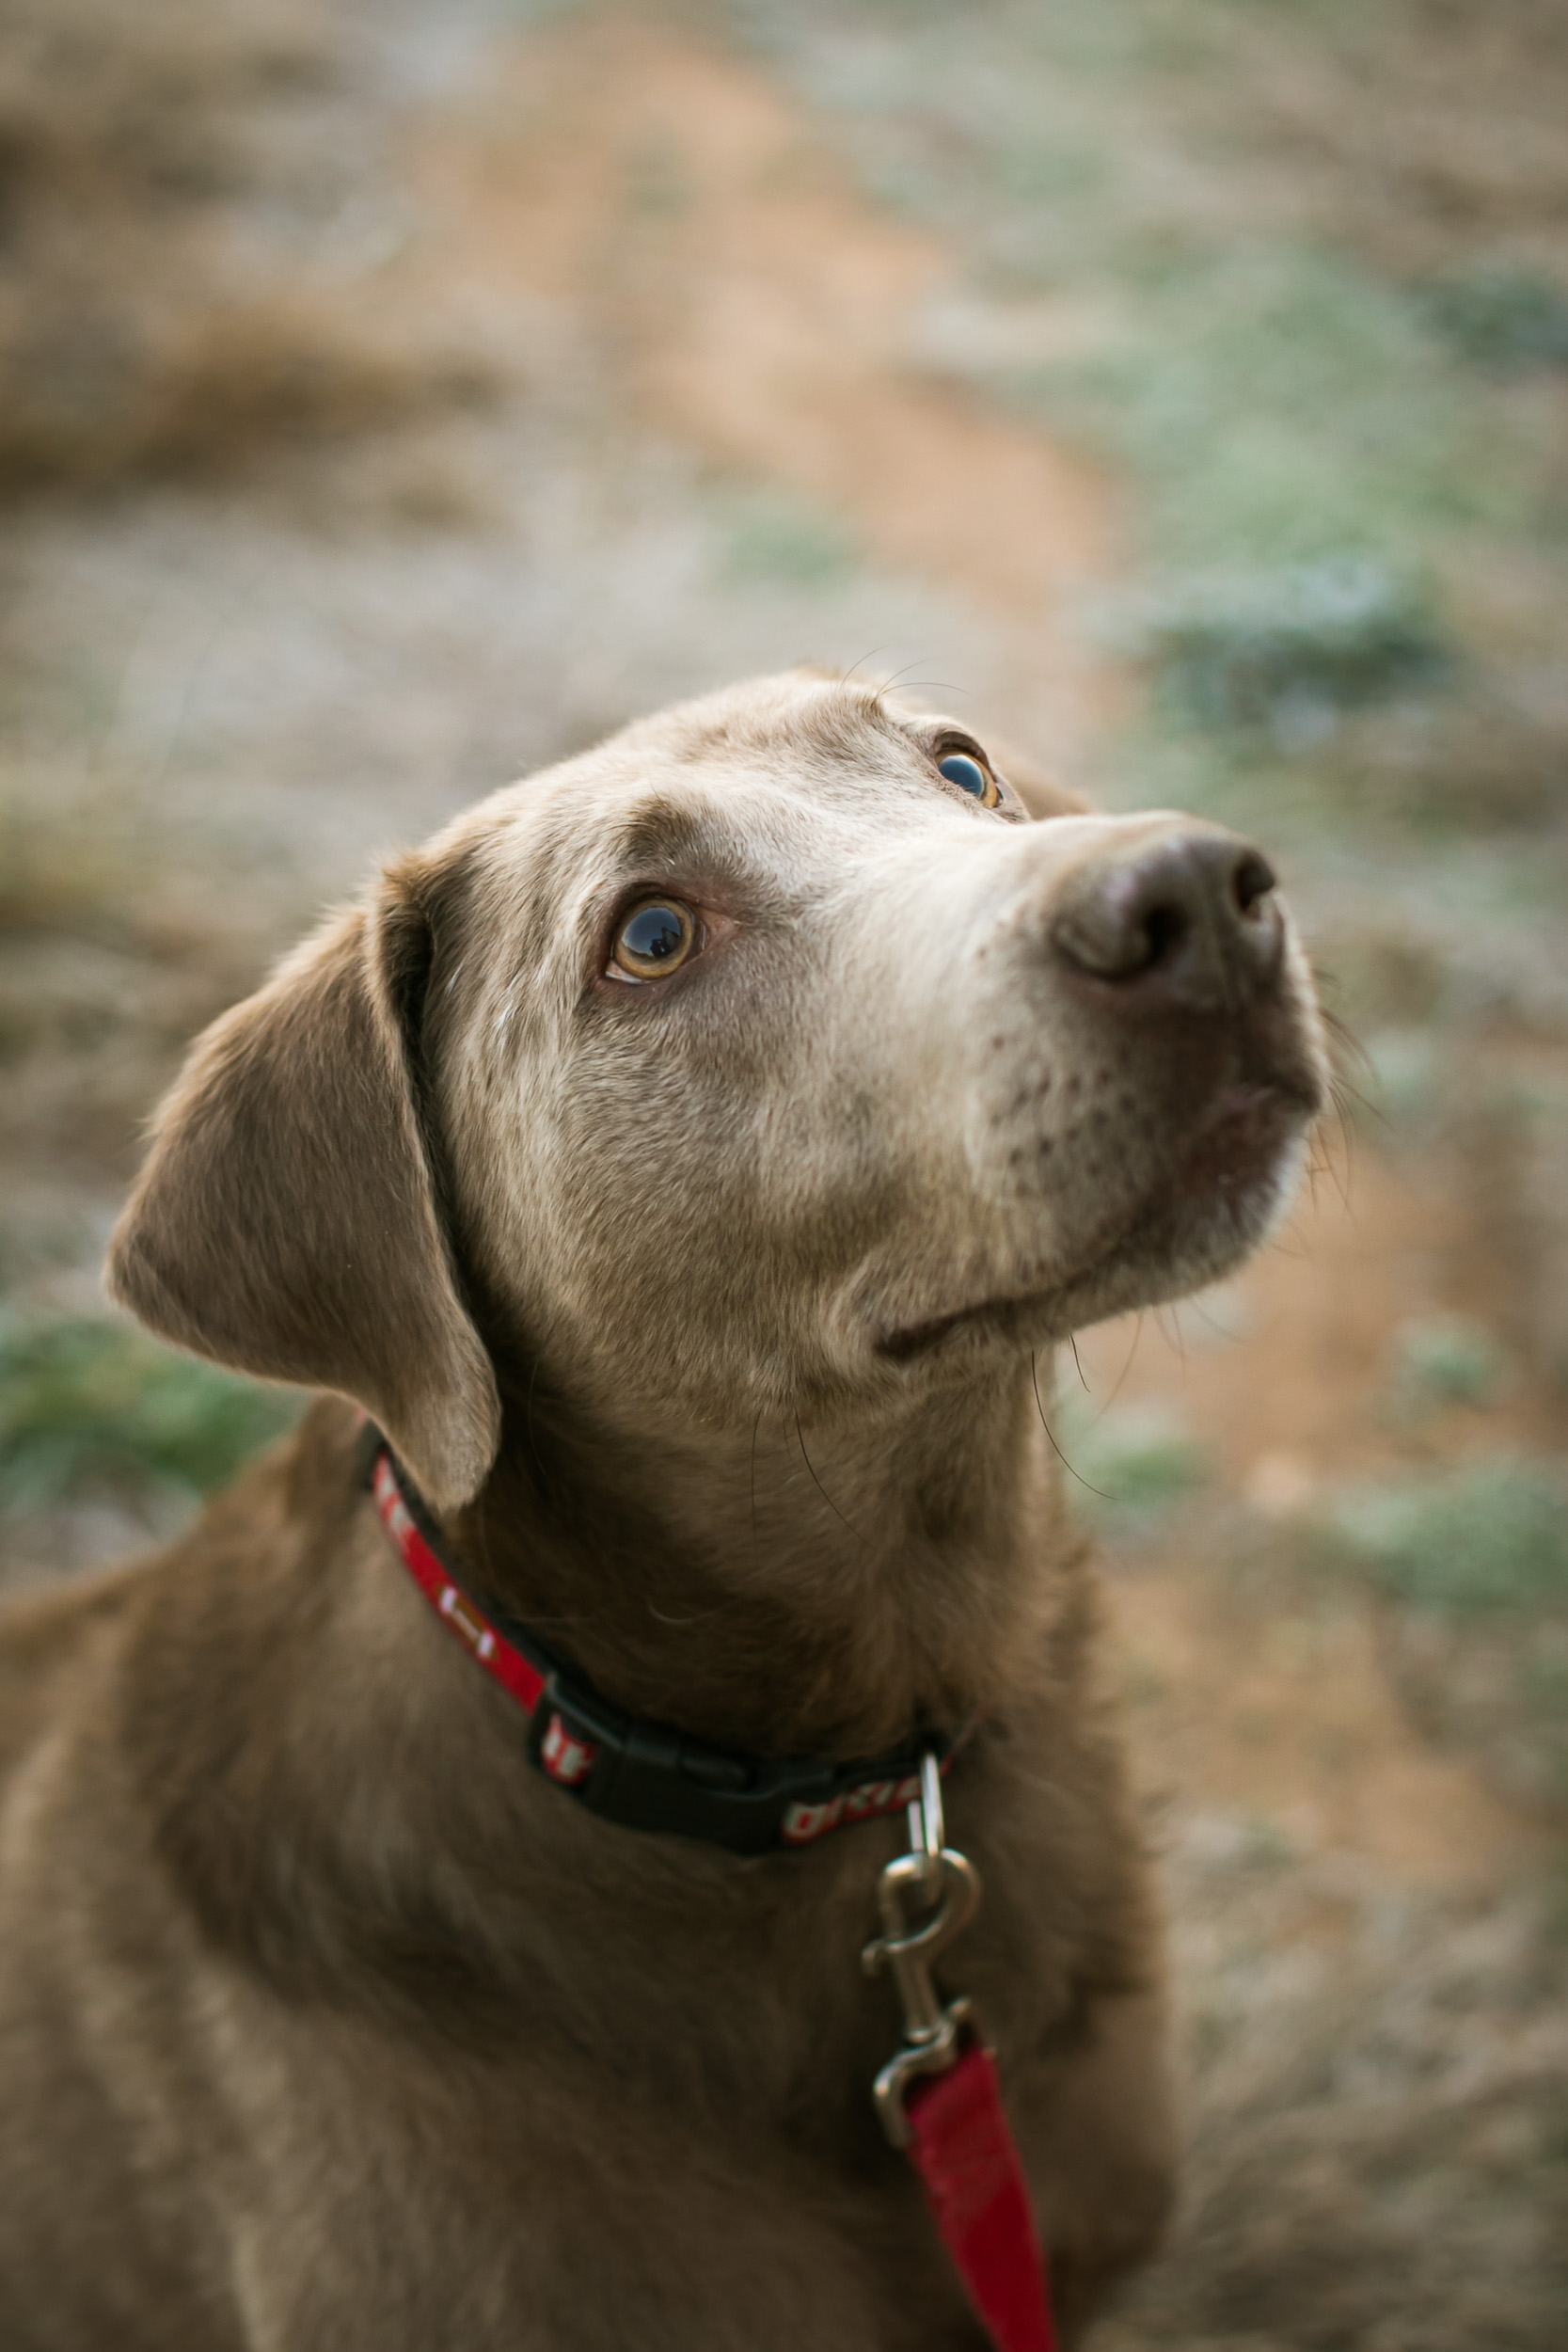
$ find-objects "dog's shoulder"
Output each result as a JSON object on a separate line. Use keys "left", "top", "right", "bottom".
{"left": 0, "top": 1552, "right": 159, "bottom": 1779}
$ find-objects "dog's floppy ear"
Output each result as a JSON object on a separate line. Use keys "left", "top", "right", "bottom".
{"left": 105, "top": 864, "right": 500, "bottom": 1512}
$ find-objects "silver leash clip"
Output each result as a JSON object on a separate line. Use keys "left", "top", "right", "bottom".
{"left": 862, "top": 1749, "right": 982, "bottom": 2148}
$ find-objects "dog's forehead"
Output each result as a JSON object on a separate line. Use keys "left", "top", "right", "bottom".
{"left": 475, "top": 675, "right": 986, "bottom": 896}
{"left": 588, "top": 674, "right": 964, "bottom": 825}
{"left": 621, "top": 668, "right": 930, "bottom": 772}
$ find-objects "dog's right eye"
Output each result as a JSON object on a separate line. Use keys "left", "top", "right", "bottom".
{"left": 610, "top": 898, "right": 697, "bottom": 981}
{"left": 936, "top": 748, "right": 1000, "bottom": 809}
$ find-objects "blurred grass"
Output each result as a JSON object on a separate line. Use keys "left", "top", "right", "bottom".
{"left": 718, "top": 487, "right": 856, "bottom": 586}
{"left": 0, "top": 0, "right": 506, "bottom": 490}
{"left": 1422, "top": 264, "right": 1568, "bottom": 372}
{"left": 1326, "top": 1454, "right": 1568, "bottom": 1617}
{"left": 1008, "top": 242, "right": 1515, "bottom": 593}
{"left": 0, "top": 1314, "right": 300, "bottom": 1518}
{"left": 1125, "top": 558, "right": 1451, "bottom": 742}
{"left": 1319, "top": 1453, "right": 1568, "bottom": 1813}
{"left": 1386, "top": 1312, "right": 1509, "bottom": 1420}
{"left": 1057, "top": 1396, "right": 1209, "bottom": 1525}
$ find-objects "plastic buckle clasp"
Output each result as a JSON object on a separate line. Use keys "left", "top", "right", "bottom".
{"left": 863, "top": 1751, "right": 982, "bottom": 2148}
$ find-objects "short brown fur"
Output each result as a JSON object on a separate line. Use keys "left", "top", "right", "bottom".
{"left": 0, "top": 674, "right": 1325, "bottom": 2349}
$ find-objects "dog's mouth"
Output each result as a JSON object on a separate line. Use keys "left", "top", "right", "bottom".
{"left": 878, "top": 1077, "right": 1315, "bottom": 1363}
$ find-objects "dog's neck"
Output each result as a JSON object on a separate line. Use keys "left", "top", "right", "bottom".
{"left": 130, "top": 1372, "right": 1077, "bottom": 2019}
{"left": 451, "top": 1355, "right": 1073, "bottom": 1757}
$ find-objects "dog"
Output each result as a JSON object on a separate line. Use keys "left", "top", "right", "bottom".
{"left": 0, "top": 672, "right": 1326, "bottom": 2350}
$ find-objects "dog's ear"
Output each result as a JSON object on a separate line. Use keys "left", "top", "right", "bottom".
{"left": 105, "top": 863, "right": 500, "bottom": 1512}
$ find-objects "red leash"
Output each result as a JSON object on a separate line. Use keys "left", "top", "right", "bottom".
{"left": 907, "top": 2046, "right": 1058, "bottom": 2352}
{"left": 372, "top": 1440, "right": 1055, "bottom": 2348}
{"left": 865, "top": 1757, "right": 1059, "bottom": 2352}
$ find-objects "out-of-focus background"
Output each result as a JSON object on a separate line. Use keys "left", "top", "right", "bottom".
{"left": 2, "top": 0, "right": 1566, "bottom": 2339}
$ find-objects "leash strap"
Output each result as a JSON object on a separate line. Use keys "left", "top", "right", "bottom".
{"left": 865, "top": 1759, "right": 1058, "bottom": 2352}
{"left": 906, "top": 2046, "right": 1058, "bottom": 2352}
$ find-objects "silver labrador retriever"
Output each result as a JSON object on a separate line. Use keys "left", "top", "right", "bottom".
{"left": 0, "top": 673, "right": 1325, "bottom": 2350}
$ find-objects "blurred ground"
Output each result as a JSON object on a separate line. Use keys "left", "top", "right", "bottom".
{"left": 2, "top": 2, "right": 1566, "bottom": 2345}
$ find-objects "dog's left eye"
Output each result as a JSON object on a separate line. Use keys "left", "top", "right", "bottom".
{"left": 610, "top": 898, "right": 697, "bottom": 980}
{"left": 937, "top": 751, "right": 1000, "bottom": 808}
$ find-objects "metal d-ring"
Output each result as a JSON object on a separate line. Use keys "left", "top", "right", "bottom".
{"left": 862, "top": 1749, "right": 983, "bottom": 2147}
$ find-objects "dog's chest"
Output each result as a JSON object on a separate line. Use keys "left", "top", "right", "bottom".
{"left": 203, "top": 1803, "right": 1070, "bottom": 2352}
{"left": 217, "top": 2001, "right": 990, "bottom": 2352}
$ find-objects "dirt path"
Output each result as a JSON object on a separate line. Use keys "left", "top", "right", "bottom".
{"left": 1085, "top": 1146, "right": 1568, "bottom": 1487}
{"left": 1087, "top": 1150, "right": 1555, "bottom": 1889}
{"left": 407, "top": 10, "right": 1118, "bottom": 763}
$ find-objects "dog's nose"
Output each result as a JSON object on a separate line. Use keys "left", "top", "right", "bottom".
{"left": 1050, "top": 832, "right": 1282, "bottom": 1010}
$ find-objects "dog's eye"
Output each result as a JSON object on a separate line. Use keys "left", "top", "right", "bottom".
{"left": 937, "top": 751, "right": 1000, "bottom": 809}
{"left": 610, "top": 898, "right": 697, "bottom": 980}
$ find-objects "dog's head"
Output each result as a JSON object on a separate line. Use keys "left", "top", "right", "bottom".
{"left": 108, "top": 673, "right": 1326, "bottom": 1509}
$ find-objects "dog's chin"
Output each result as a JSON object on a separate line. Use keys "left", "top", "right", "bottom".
{"left": 879, "top": 1082, "right": 1314, "bottom": 1365}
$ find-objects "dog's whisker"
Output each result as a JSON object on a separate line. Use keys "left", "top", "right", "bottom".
{"left": 1031, "top": 1350, "right": 1118, "bottom": 1502}
{"left": 1093, "top": 1311, "right": 1147, "bottom": 1422}
{"left": 792, "top": 1410, "right": 871, "bottom": 1551}
{"left": 882, "top": 678, "right": 969, "bottom": 703}
{"left": 842, "top": 643, "right": 894, "bottom": 688}
{"left": 873, "top": 657, "right": 930, "bottom": 698}
{"left": 1151, "top": 1302, "right": 1189, "bottom": 1372}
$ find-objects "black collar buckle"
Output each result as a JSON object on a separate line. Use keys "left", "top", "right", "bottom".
{"left": 531, "top": 1645, "right": 971, "bottom": 1855}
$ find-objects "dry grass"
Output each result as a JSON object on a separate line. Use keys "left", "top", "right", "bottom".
{"left": 0, "top": 769, "right": 275, "bottom": 1184}
{"left": 0, "top": 0, "right": 499, "bottom": 488}
{"left": 1109, "top": 1867, "right": 1568, "bottom": 2352}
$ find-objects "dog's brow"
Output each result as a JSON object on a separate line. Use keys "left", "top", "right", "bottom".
{"left": 608, "top": 799, "right": 747, "bottom": 875}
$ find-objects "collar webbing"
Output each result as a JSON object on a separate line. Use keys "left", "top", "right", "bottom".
{"left": 365, "top": 1434, "right": 974, "bottom": 1857}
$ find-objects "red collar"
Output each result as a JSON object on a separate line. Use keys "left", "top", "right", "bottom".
{"left": 367, "top": 1435, "right": 975, "bottom": 1855}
